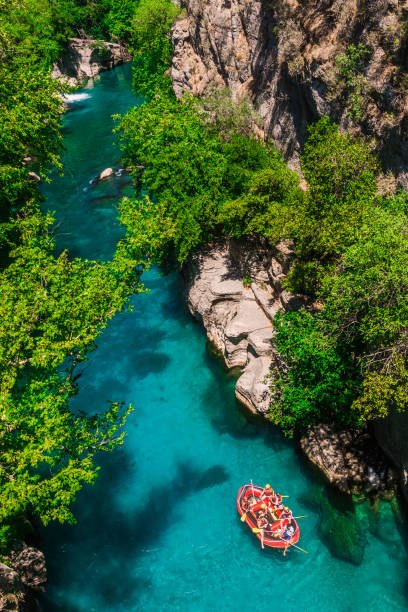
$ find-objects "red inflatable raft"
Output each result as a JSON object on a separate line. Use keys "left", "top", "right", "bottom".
{"left": 237, "top": 484, "right": 300, "bottom": 550}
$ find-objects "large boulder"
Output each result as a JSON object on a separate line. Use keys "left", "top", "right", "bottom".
{"left": 300, "top": 424, "right": 395, "bottom": 495}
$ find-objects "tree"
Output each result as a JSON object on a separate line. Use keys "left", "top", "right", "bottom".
{"left": 0, "top": 205, "right": 146, "bottom": 543}
{"left": 269, "top": 310, "right": 361, "bottom": 436}
{"left": 116, "top": 92, "right": 274, "bottom": 264}
{"left": 130, "top": 0, "right": 181, "bottom": 96}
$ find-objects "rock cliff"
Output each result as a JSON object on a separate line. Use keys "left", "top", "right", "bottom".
{"left": 52, "top": 37, "right": 131, "bottom": 86}
{"left": 172, "top": 0, "right": 408, "bottom": 187}
{"left": 183, "top": 241, "right": 394, "bottom": 494}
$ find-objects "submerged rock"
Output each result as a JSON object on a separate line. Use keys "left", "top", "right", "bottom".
{"left": 319, "top": 495, "right": 366, "bottom": 566}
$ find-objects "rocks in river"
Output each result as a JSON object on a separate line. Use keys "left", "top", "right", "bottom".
{"left": 28, "top": 172, "right": 40, "bottom": 183}
{"left": 98, "top": 167, "right": 114, "bottom": 181}
{"left": 0, "top": 541, "right": 46, "bottom": 611}
{"left": 52, "top": 37, "right": 131, "bottom": 86}
{"left": 6, "top": 542, "right": 47, "bottom": 591}
{"left": 300, "top": 424, "right": 396, "bottom": 495}
{"left": 183, "top": 243, "right": 276, "bottom": 416}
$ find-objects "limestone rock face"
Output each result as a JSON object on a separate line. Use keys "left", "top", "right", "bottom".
{"left": 183, "top": 240, "right": 306, "bottom": 416}
{"left": 52, "top": 37, "right": 131, "bottom": 86}
{"left": 172, "top": 0, "right": 408, "bottom": 187}
{"left": 300, "top": 424, "right": 395, "bottom": 495}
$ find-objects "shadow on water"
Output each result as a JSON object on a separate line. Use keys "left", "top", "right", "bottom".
{"left": 40, "top": 458, "right": 229, "bottom": 611}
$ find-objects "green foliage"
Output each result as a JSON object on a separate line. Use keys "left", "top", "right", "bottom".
{"left": 319, "top": 204, "right": 408, "bottom": 420}
{"left": 285, "top": 118, "right": 378, "bottom": 294}
{"left": 219, "top": 160, "right": 302, "bottom": 242}
{"left": 0, "top": 0, "right": 149, "bottom": 541}
{"left": 269, "top": 310, "right": 361, "bottom": 435}
{"left": 0, "top": 204, "right": 146, "bottom": 537}
{"left": 117, "top": 93, "right": 274, "bottom": 264}
{"left": 335, "top": 44, "right": 370, "bottom": 121}
{"left": 0, "top": 59, "right": 66, "bottom": 221}
{"left": 130, "top": 0, "right": 181, "bottom": 96}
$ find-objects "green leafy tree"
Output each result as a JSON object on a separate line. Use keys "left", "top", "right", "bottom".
{"left": 0, "top": 205, "right": 146, "bottom": 542}
{"left": 116, "top": 93, "right": 273, "bottom": 264}
{"left": 320, "top": 202, "right": 408, "bottom": 420}
{"left": 285, "top": 118, "right": 379, "bottom": 294}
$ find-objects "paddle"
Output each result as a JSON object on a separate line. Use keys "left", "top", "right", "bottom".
{"left": 284, "top": 541, "right": 309, "bottom": 554}
{"left": 293, "top": 515, "right": 308, "bottom": 519}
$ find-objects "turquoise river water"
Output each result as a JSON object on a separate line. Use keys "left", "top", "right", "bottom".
{"left": 39, "top": 64, "right": 408, "bottom": 611}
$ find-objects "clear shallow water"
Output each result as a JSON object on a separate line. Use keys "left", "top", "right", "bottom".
{"left": 39, "top": 64, "right": 408, "bottom": 612}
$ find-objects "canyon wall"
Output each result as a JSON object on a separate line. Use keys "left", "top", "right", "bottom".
{"left": 172, "top": 0, "right": 408, "bottom": 188}
{"left": 52, "top": 37, "right": 131, "bottom": 86}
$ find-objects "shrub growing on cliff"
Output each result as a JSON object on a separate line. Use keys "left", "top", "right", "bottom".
{"left": 219, "top": 160, "right": 302, "bottom": 242}
{"left": 285, "top": 118, "right": 379, "bottom": 294}
{"left": 131, "top": 0, "right": 181, "bottom": 96}
{"left": 269, "top": 310, "right": 362, "bottom": 436}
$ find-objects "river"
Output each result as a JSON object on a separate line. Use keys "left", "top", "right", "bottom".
{"left": 39, "top": 63, "right": 408, "bottom": 612}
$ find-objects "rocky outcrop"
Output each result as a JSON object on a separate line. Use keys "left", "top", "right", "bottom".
{"left": 183, "top": 239, "right": 303, "bottom": 415}
{"left": 172, "top": 0, "right": 408, "bottom": 186}
{"left": 0, "top": 542, "right": 46, "bottom": 611}
{"left": 184, "top": 240, "right": 395, "bottom": 494}
{"left": 52, "top": 37, "right": 131, "bottom": 86}
{"left": 300, "top": 424, "right": 395, "bottom": 495}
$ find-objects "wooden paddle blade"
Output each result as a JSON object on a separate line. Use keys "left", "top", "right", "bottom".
{"left": 240, "top": 512, "right": 247, "bottom": 522}
{"left": 252, "top": 528, "right": 260, "bottom": 534}
{"left": 293, "top": 515, "right": 308, "bottom": 519}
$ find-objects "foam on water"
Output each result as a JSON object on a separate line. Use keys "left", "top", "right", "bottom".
{"left": 39, "top": 64, "right": 408, "bottom": 612}
{"left": 64, "top": 92, "right": 92, "bottom": 103}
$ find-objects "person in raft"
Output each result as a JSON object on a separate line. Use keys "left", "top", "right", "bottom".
{"left": 257, "top": 515, "right": 269, "bottom": 549}
{"left": 281, "top": 506, "right": 293, "bottom": 521}
{"left": 242, "top": 496, "right": 249, "bottom": 512}
{"left": 282, "top": 524, "right": 295, "bottom": 556}
{"left": 275, "top": 492, "right": 283, "bottom": 510}
{"left": 260, "top": 484, "right": 274, "bottom": 503}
